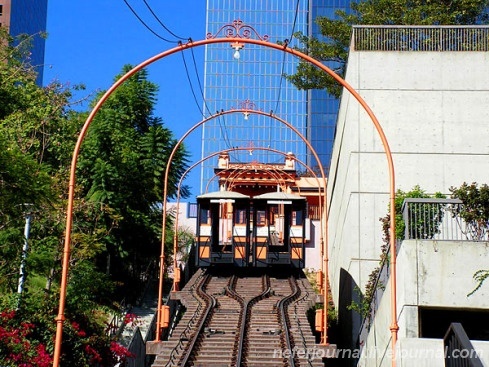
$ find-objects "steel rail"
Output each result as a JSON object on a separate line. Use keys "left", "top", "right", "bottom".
{"left": 177, "top": 273, "right": 216, "bottom": 367}
{"left": 164, "top": 270, "right": 207, "bottom": 367}
{"left": 293, "top": 278, "right": 315, "bottom": 367}
{"left": 234, "top": 274, "right": 271, "bottom": 367}
{"left": 223, "top": 275, "right": 245, "bottom": 366}
{"left": 276, "top": 276, "right": 301, "bottom": 367}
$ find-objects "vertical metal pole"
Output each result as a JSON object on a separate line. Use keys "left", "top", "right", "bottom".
{"left": 17, "top": 212, "right": 32, "bottom": 309}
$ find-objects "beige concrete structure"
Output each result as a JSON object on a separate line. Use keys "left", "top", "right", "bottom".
{"left": 328, "top": 26, "right": 489, "bottom": 365}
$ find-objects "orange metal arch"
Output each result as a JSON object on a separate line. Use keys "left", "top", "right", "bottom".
{"left": 172, "top": 147, "right": 323, "bottom": 263}
{"left": 53, "top": 36, "right": 396, "bottom": 366}
{"left": 158, "top": 109, "right": 327, "bottom": 341}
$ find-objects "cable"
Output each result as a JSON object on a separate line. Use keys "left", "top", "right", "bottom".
{"left": 190, "top": 47, "right": 213, "bottom": 117}
{"left": 273, "top": 0, "right": 301, "bottom": 115}
{"left": 180, "top": 48, "right": 233, "bottom": 156}
{"left": 217, "top": 113, "right": 236, "bottom": 155}
{"left": 188, "top": 47, "right": 235, "bottom": 158}
{"left": 142, "top": 0, "right": 188, "bottom": 40}
{"left": 123, "top": 0, "right": 180, "bottom": 43}
{"left": 179, "top": 47, "right": 205, "bottom": 116}
{"left": 271, "top": 0, "right": 301, "bottom": 156}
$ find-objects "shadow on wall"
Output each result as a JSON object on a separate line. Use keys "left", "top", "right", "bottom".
{"left": 337, "top": 268, "right": 362, "bottom": 367}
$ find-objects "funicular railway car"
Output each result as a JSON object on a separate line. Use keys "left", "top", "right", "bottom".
{"left": 195, "top": 189, "right": 307, "bottom": 269}
{"left": 195, "top": 190, "right": 250, "bottom": 267}
{"left": 251, "top": 192, "right": 307, "bottom": 268}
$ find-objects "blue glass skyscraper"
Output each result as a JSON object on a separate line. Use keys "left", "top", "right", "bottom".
{"left": 0, "top": 0, "right": 49, "bottom": 85}
{"left": 202, "top": 1, "right": 352, "bottom": 192}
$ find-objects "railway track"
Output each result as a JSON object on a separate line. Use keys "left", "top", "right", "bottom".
{"left": 153, "top": 269, "right": 323, "bottom": 367}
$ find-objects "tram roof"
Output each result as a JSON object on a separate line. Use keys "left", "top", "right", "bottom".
{"left": 197, "top": 190, "right": 250, "bottom": 200}
{"left": 252, "top": 192, "right": 306, "bottom": 201}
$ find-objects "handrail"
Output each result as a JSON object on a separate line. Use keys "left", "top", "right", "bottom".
{"left": 443, "top": 322, "right": 484, "bottom": 367}
{"left": 402, "top": 198, "right": 489, "bottom": 241}
{"left": 353, "top": 25, "right": 489, "bottom": 52}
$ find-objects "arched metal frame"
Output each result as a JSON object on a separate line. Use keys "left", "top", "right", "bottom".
{"left": 53, "top": 31, "right": 397, "bottom": 367}
{"left": 172, "top": 146, "right": 322, "bottom": 270}
{"left": 159, "top": 109, "right": 327, "bottom": 342}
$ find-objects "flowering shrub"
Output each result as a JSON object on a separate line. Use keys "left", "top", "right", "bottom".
{"left": 123, "top": 313, "right": 141, "bottom": 327}
{"left": 0, "top": 310, "right": 52, "bottom": 367}
{"left": 0, "top": 306, "right": 134, "bottom": 367}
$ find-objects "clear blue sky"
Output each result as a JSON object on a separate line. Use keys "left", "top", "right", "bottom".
{"left": 43, "top": 1, "right": 207, "bottom": 199}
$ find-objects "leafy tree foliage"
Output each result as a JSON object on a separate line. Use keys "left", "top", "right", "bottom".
{"left": 0, "top": 29, "right": 190, "bottom": 365}
{"left": 287, "top": 0, "right": 489, "bottom": 97}
{"left": 450, "top": 182, "right": 489, "bottom": 240}
{"left": 379, "top": 185, "right": 445, "bottom": 246}
{"left": 450, "top": 182, "right": 489, "bottom": 295}
{"left": 77, "top": 65, "right": 190, "bottom": 289}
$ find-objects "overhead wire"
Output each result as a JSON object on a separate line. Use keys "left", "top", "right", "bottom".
{"left": 124, "top": 0, "right": 217, "bottom": 140}
{"left": 270, "top": 0, "right": 301, "bottom": 161}
{"left": 142, "top": 0, "right": 188, "bottom": 40}
{"left": 189, "top": 47, "right": 235, "bottom": 156}
{"left": 124, "top": 0, "right": 237, "bottom": 189}
{"left": 125, "top": 0, "right": 237, "bottom": 163}
{"left": 122, "top": 0, "right": 180, "bottom": 43}
{"left": 179, "top": 46, "right": 205, "bottom": 116}
{"left": 273, "top": 0, "right": 300, "bottom": 115}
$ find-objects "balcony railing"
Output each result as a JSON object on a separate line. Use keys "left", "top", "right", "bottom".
{"left": 357, "top": 198, "right": 488, "bottom": 346}
{"left": 353, "top": 25, "right": 489, "bottom": 51}
{"left": 402, "top": 198, "right": 489, "bottom": 241}
{"left": 444, "top": 323, "right": 484, "bottom": 367}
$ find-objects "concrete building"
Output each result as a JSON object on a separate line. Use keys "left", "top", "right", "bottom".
{"left": 327, "top": 25, "right": 489, "bottom": 366}
{"left": 0, "top": 0, "right": 48, "bottom": 85}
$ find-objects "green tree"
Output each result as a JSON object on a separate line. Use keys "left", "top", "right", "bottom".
{"left": 0, "top": 27, "right": 77, "bottom": 295}
{"left": 77, "top": 65, "right": 190, "bottom": 295}
{"left": 0, "top": 28, "right": 135, "bottom": 366}
{"left": 287, "top": 0, "right": 489, "bottom": 97}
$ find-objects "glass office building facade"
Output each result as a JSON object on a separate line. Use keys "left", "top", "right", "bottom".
{"left": 0, "top": 0, "right": 49, "bottom": 85}
{"left": 202, "top": 0, "right": 352, "bottom": 192}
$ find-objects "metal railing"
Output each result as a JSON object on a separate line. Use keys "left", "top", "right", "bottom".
{"left": 402, "top": 198, "right": 489, "bottom": 241}
{"left": 444, "top": 323, "right": 484, "bottom": 367}
{"left": 353, "top": 25, "right": 489, "bottom": 51}
{"left": 105, "top": 298, "right": 127, "bottom": 337}
{"left": 125, "top": 327, "right": 147, "bottom": 367}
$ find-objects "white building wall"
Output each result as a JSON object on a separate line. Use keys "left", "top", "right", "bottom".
{"left": 329, "top": 51, "right": 489, "bottom": 302}
{"left": 357, "top": 240, "right": 489, "bottom": 367}
{"left": 328, "top": 49, "right": 489, "bottom": 351}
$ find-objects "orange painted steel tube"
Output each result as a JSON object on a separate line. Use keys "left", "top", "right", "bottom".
{"left": 161, "top": 108, "right": 327, "bottom": 341}
{"left": 54, "top": 36, "right": 395, "bottom": 367}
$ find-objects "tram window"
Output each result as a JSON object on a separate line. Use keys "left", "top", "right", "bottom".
{"left": 199, "top": 208, "right": 209, "bottom": 225}
{"left": 269, "top": 205, "right": 278, "bottom": 225}
{"left": 293, "top": 210, "right": 304, "bottom": 225}
{"left": 234, "top": 209, "right": 247, "bottom": 224}
{"left": 256, "top": 210, "right": 266, "bottom": 226}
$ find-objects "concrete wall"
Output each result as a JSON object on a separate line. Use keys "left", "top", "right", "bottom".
{"left": 327, "top": 49, "right": 489, "bottom": 347}
{"left": 357, "top": 240, "right": 489, "bottom": 366}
